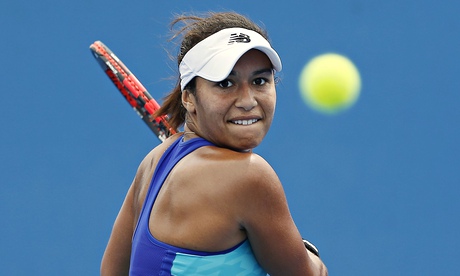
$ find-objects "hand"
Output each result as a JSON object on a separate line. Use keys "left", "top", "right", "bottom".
{"left": 303, "top": 239, "right": 328, "bottom": 276}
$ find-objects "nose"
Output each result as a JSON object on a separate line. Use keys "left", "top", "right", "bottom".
{"left": 235, "top": 84, "right": 257, "bottom": 111}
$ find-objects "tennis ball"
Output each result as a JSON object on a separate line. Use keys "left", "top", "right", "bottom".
{"left": 299, "top": 53, "right": 361, "bottom": 114}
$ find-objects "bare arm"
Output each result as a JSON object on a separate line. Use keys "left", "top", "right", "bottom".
{"left": 237, "top": 154, "right": 327, "bottom": 275}
{"left": 100, "top": 183, "right": 135, "bottom": 276}
{"left": 100, "top": 161, "right": 155, "bottom": 274}
{"left": 99, "top": 151, "right": 155, "bottom": 274}
{"left": 100, "top": 136, "right": 177, "bottom": 275}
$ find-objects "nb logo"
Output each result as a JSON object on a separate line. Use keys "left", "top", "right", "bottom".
{"left": 228, "top": 33, "right": 251, "bottom": 44}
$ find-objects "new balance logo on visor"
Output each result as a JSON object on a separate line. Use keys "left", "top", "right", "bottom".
{"left": 228, "top": 33, "right": 251, "bottom": 44}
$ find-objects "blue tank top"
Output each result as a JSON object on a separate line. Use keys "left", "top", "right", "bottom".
{"left": 129, "top": 137, "right": 267, "bottom": 275}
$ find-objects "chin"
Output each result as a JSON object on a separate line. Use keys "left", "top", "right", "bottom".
{"left": 233, "top": 136, "right": 264, "bottom": 151}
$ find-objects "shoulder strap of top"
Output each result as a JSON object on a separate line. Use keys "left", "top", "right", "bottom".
{"left": 133, "top": 136, "right": 214, "bottom": 237}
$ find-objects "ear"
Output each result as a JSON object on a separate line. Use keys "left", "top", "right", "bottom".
{"left": 181, "top": 90, "right": 196, "bottom": 113}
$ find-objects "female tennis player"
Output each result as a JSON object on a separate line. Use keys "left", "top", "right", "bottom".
{"left": 101, "top": 11, "right": 328, "bottom": 276}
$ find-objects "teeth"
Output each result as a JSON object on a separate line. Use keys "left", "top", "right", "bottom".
{"left": 233, "top": 119, "right": 258, "bottom": 125}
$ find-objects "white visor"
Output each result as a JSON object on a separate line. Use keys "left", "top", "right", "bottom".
{"left": 179, "top": 27, "right": 282, "bottom": 91}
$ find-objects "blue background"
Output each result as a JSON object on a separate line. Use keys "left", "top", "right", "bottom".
{"left": 1, "top": 1, "right": 459, "bottom": 275}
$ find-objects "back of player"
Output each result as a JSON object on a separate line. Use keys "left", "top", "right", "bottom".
{"left": 129, "top": 136, "right": 267, "bottom": 275}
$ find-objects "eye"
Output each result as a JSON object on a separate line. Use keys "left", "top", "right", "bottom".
{"left": 253, "top": 77, "right": 267, "bottom": 86}
{"left": 218, "top": 79, "right": 233, "bottom": 88}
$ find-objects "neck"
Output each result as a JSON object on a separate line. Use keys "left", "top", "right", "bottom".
{"left": 182, "top": 125, "right": 198, "bottom": 141}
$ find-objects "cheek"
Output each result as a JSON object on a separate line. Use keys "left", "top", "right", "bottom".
{"left": 264, "top": 93, "right": 277, "bottom": 116}
{"left": 196, "top": 100, "right": 226, "bottom": 123}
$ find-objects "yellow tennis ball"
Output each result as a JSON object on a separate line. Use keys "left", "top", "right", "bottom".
{"left": 299, "top": 53, "right": 361, "bottom": 114}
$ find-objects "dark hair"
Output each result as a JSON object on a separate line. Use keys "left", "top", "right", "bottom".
{"left": 154, "top": 12, "right": 270, "bottom": 131}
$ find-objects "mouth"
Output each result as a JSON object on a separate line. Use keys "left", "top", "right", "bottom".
{"left": 230, "top": 118, "right": 259, "bottom": 125}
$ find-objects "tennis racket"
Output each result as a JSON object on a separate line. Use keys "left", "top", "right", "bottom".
{"left": 89, "top": 41, "right": 176, "bottom": 142}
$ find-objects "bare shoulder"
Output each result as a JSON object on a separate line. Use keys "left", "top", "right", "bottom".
{"left": 203, "top": 147, "right": 274, "bottom": 174}
{"left": 217, "top": 149, "right": 279, "bottom": 193}
{"left": 100, "top": 134, "right": 183, "bottom": 275}
{"left": 183, "top": 146, "right": 283, "bottom": 210}
{"left": 137, "top": 133, "right": 183, "bottom": 173}
{"left": 131, "top": 133, "right": 183, "bottom": 217}
{"left": 191, "top": 147, "right": 278, "bottom": 186}
{"left": 192, "top": 147, "right": 320, "bottom": 275}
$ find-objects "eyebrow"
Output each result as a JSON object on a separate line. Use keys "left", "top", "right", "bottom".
{"left": 227, "top": 68, "right": 274, "bottom": 77}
